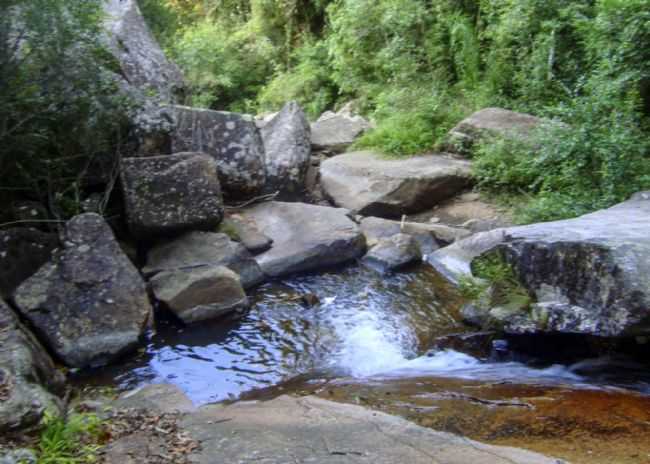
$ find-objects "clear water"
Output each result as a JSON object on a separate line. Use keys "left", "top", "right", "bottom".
{"left": 77, "top": 264, "right": 650, "bottom": 404}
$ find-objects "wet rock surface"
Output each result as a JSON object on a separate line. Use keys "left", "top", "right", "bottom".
{"left": 0, "top": 228, "right": 58, "bottom": 299}
{"left": 429, "top": 193, "right": 650, "bottom": 337}
{"left": 144, "top": 231, "right": 264, "bottom": 289}
{"left": 13, "top": 214, "right": 152, "bottom": 368}
{"left": 0, "top": 300, "right": 63, "bottom": 432}
{"left": 150, "top": 266, "right": 249, "bottom": 324}
{"left": 238, "top": 201, "right": 366, "bottom": 278}
{"left": 363, "top": 233, "right": 422, "bottom": 272}
{"left": 179, "top": 394, "right": 557, "bottom": 464}
{"left": 120, "top": 152, "right": 224, "bottom": 239}
{"left": 320, "top": 151, "right": 473, "bottom": 218}
{"left": 169, "top": 106, "right": 266, "bottom": 199}
{"left": 261, "top": 101, "right": 311, "bottom": 197}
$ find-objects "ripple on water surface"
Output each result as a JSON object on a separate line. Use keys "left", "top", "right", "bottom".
{"left": 76, "top": 264, "right": 650, "bottom": 404}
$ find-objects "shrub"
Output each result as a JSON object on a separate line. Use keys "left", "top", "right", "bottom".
{"left": 36, "top": 411, "right": 103, "bottom": 464}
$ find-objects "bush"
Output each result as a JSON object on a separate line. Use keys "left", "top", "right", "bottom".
{"left": 36, "top": 411, "right": 103, "bottom": 464}
{"left": 0, "top": 0, "right": 132, "bottom": 221}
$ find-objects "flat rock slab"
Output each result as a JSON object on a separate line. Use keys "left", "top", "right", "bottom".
{"left": 320, "top": 151, "right": 473, "bottom": 218}
{"left": 181, "top": 395, "right": 558, "bottom": 464}
{"left": 429, "top": 192, "right": 650, "bottom": 336}
{"left": 238, "top": 202, "right": 366, "bottom": 278}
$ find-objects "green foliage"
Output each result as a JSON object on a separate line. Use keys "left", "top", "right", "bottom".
{"left": 35, "top": 411, "right": 103, "bottom": 464}
{"left": 461, "top": 253, "right": 532, "bottom": 310}
{"left": 0, "top": 0, "right": 131, "bottom": 221}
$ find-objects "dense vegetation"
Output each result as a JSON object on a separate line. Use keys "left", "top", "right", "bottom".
{"left": 141, "top": 0, "right": 650, "bottom": 222}
{"left": 0, "top": 0, "right": 648, "bottom": 223}
{"left": 0, "top": 0, "right": 131, "bottom": 223}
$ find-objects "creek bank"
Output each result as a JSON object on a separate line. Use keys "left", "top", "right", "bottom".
{"left": 430, "top": 192, "right": 650, "bottom": 337}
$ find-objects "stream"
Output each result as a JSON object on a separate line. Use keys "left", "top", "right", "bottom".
{"left": 76, "top": 263, "right": 650, "bottom": 463}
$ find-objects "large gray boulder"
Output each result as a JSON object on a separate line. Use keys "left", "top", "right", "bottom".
{"left": 311, "top": 105, "right": 372, "bottom": 154}
{"left": 429, "top": 193, "right": 650, "bottom": 337}
{"left": 144, "top": 231, "right": 264, "bottom": 289}
{"left": 362, "top": 233, "right": 422, "bottom": 272}
{"left": 169, "top": 106, "right": 267, "bottom": 199}
{"left": 150, "top": 266, "right": 248, "bottom": 324}
{"left": 261, "top": 101, "right": 311, "bottom": 197}
{"left": 0, "top": 228, "right": 58, "bottom": 299}
{"left": 447, "top": 107, "right": 543, "bottom": 154}
{"left": 13, "top": 214, "right": 152, "bottom": 368}
{"left": 120, "top": 152, "right": 224, "bottom": 239}
{"left": 0, "top": 300, "right": 64, "bottom": 432}
{"left": 320, "top": 151, "right": 473, "bottom": 218}
{"left": 102, "top": 0, "right": 185, "bottom": 101}
{"left": 179, "top": 395, "right": 557, "bottom": 464}
{"left": 238, "top": 202, "right": 366, "bottom": 278}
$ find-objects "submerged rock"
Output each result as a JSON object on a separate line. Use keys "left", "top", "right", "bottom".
{"left": 362, "top": 233, "right": 422, "bottom": 272}
{"left": 144, "top": 231, "right": 264, "bottom": 289}
{"left": 429, "top": 193, "right": 650, "bottom": 337}
{"left": 320, "top": 151, "right": 473, "bottom": 218}
{"left": 169, "top": 106, "right": 266, "bottom": 199}
{"left": 0, "top": 300, "right": 64, "bottom": 432}
{"left": 13, "top": 214, "right": 152, "bottom": 368}
{"left": 446, "top": 107, "right": 543, "bottom": 154}
{"left": 150, "top": 266, "right": 248, "bottom": 324}
{"left": 0, "top": 228, "right": 58, "bottom": 299}
{"left": 238, "top": 202, "right": 366, "bottom": 278}
{"left": 120, "top": 152, "right": 224, "bottom": 239}
{"left": 261, "top": 101, "right": 311, "bottom": 197}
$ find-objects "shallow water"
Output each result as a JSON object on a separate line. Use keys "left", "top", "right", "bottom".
{"left": 76, "top": 263, "right": 650, "bottom": 404}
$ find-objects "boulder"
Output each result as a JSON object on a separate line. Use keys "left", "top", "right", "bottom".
{"left": 237, "top": 202, "right": 366, "bottom": 278}
{"left": 0, "top": 300, "right": 64, "bottom": 432}
{"left": 150, "top": 266, "right": 248, "bottom": 324}
{"left": 362, "top": 233, "right": 421, "bottom": 272}
{"left": 360, "top": 216, "right": 470, "bottom": 255}
{"left": 261, "top": 101, "right": 311, "bottom": 197}
{"left": 13, "top": 214, "right": 152, "bottom": 368}
{"left": 320, "top": 151, "right": 473, "bottom": 218}
{"left": 0, "top": 228, "right": 58, "bottom": 299}
{"left": 179, "top": 395, "right": 557, "bottom": 464}
{"left": 169, "top": 106, "right": 266, "bottom": 199}
{"left": 429, "top": 193, "right": 650, "bottom": 337}
{"left": 447, "top": 107, "right": 543, "bottom": 154}
{"left": 120, "top": 152, "right": 224, "bottom": 239}
{"left": 144, "top": 231, "right": 264, "bottom": 289}
{"left": 311, "top": 106, "right": 372, "bottom": 154}
{"left": 102, "top": 0, "right": 185, "bottom": 101}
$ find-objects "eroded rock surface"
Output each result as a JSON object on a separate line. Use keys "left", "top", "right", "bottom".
{"left": 169, "top": 106, "right": 266, "bottom": 199}
{"left": 144, "top": 231, "right": 264, "bottom": 289}
{"left": 180, "top": 394, "right": 558, "bottom": 464}
{"left": 261, "top": 101, "right": 311, "bottom": 197}
{"left": 13, "top": 214, "right": 152, "bottom": 367}
{"left": 121, "top": 152, "right": 224, "bottom": 239}
{"left": 0, "top": 300, "right": 63, "bottom": 432}
{"left": 238, "top": 202, "right": 366, "bottom": 278}
{"left": 321, "top": 151, "right": 473, "bottom": 218}
{"left": 429, "top": 193, "right": 650, "bottom": 336}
